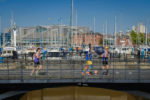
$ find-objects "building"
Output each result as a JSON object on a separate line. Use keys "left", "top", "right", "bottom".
{"left": 16, "top": 25, "right": 91, "bottom": 48}
{"left": 73, "top": 32, "right": 103, "bottom": 47}
{"left": 132, "top": 22, "right": 146, "bottom": 33}
{"left": 138, "top": 23, "right": 146, "bottom": 33}
{"left": 0, "top": 29, "right": 11, "bottom": 47}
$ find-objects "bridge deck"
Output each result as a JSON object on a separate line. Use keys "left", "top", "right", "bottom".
{"left": 0, "top": 54, "right": 150, "bottom": 83}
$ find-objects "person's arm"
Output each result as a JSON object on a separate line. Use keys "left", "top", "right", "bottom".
{"left": 36, "top": 52, "right": 41, "bottom": 58}
{"left": 33, "top": 53, "right": 35, "bottom": 58}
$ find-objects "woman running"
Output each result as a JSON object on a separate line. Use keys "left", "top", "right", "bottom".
{"left": 101, "top": 46, "right": 109, "bottom": 75}
{"left": 30, "top": 48, "right": 43, "bottom": 76}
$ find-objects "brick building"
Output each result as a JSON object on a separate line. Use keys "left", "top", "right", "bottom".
{"left": 73, "top": 33, "right": 103, "bottom": 47}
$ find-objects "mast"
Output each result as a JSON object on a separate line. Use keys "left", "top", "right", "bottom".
{"left": 106, "top": 19, "right": 108, "bottom": 46}
{"left": 70, "top": 0, "right": 74, "bottom": 47}
{"left": 0, "top": 16, "right": 2, "bottom": 34}
{"left": 146, "top": 27, "right": 148, "bottom": 45}
{"left": 115, "top": 16, "right": 117, "bottom": 47}
{"left": 93, "top": 16, "right": 96, "bottom": 46}
{"left": 59, "top": 17, "right": 62, "bottom": 47}
{"left": 103, "top": 24, "right": 105, "bottom": 47}
{"left": 75, "top": 9, "right": 78, "bottom": 46}
{"left": 10, "top": 11, "right": 14, "bottom": 46}
{"left": 0, "top": 16, "right": 1, "bottom": 47}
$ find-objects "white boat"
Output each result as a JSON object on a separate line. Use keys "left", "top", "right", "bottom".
{"left": 47, "top": 47, "right": 62, "bottom": 60}
{"left": 1, "top": 46, "right": 17, "bottom": 57}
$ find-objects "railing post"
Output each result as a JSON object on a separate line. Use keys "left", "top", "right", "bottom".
{"left": 6, "top": 57, "right": 9, "bottom": 81}
{"left": 20, "top": 60, "right": 23, "bottom": 83}
{"left": 46, "top": 56, "right": 49, "bottom": 82}
{"left": 138, "top": 58, "right": 141, "bottom": 83}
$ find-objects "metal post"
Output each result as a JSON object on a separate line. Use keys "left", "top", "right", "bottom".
{"left": 20, "top": 60, "right": 23, "bottom": 82}
{"left": 7, "top": 57, "right": 9, "bottom": 81}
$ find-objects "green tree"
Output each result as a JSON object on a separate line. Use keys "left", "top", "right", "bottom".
{"left": 99, "top": 38, "right": 103, "bottom": 45}
{"left": 130, "top": 30, "right": 137, "bottom": 45}
{"left": 137, "top": 33, "right": 145, "bottom": 45}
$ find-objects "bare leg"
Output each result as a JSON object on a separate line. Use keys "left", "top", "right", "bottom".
{"left": 36, "top": 65, "right": 42, "bottom": 75}
{"left": 106, "top": 65, "right": 109, "bottom": 70}
{"left": 102, "top": 66, "right": 105, "bottom": 70}
{"left": 30, "top": 67, "right": 35, "bottom": 76}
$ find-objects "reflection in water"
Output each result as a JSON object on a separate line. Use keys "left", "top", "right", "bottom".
{"left": 20, "top": 86, "right": 146, "bottom": 100}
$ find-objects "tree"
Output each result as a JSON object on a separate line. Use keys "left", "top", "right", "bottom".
{"left": 130, "top": 30, "right": 137, "bottom": 45}
{"left": 137, "top": 33, "right": 145, "bottom": 45}
{"left": 99, "top": 38, "right": 103, "bottom": 46}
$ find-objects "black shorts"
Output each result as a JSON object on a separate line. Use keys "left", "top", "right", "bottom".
{"left": 102, "top": 61, "right": 108, "bottom": 66}
{"left": 34, "top": 61, "right": 40, "bottom": 67}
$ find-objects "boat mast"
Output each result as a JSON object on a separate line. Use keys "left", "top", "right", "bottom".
{"left": 0, "top": 16, "right": 2, "bottom": 47}
{"left": 93, "top": 16, "right": 96, "bottom": 47}
{"left": 59, "top": 17, "right": 62, "bottom": 47}
{"left": 75, "top": 9, "right": 78, "bottom": 46}
{"left": 103, "top": 24, "right": 104, "bottom": 47}
{"left": 70, "top": 0, "right": 74, "bottom": 47}
{"left": 115, "top": 16, "right": 117, "bottom": 47}
{"left": 146, "top": 27, "right": 148, "bottom": 45}
{"left": 10, "top": 11, "right": 14, "bottom": 47}
{"left": 106, "top": 19, "right": 108, "bottom": 46}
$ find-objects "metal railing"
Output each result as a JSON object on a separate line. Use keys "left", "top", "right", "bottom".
{"left": 0, "top": 53, "right": 150, "bottom": 83}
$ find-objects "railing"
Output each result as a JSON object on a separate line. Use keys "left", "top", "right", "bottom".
{"left": 0, "top": 53, "right": 150, "bottom": 83}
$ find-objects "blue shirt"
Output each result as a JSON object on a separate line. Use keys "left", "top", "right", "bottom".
{"left": 86, "top": 51, "right": 92, "bottom": 61}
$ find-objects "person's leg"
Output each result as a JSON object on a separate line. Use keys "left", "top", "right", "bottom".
{"left": 105, "top": 64, "right": 109, "bottom": 75}
{"left": 102, "top": 61, "right": 105, "bottom": 70}
{"left": 30, "top": 67, "right": 35, "bottom": 76}
{"left": 36, "top": 65, "right": 42, "bottom": 75}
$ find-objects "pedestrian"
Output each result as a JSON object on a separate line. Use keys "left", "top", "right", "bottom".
{"left": 82, "top": 47, "right": 93, "bottom": 76}
{"left": 141, "top": 49, "right": 145, "bottom": 60}
{"left": 30, "top": 48, "right": 43, "bottom": 76}
{"left": 137, "top": 48, "right": 141, "bottom": 64}
{"left": 101, "top": 46, "right": 109, "bottom": 75}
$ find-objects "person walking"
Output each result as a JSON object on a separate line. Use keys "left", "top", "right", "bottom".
{"left": 101, "top": 46, "right": 109, "bottom": 75}
{"left": 30, "top": 48, "right": 43, "bottom": 76}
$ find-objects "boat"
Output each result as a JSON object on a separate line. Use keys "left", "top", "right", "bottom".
{"left": 1, "top": 46, "right": 17, "bottom": 58}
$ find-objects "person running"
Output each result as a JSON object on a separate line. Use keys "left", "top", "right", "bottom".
{"left": 30, "top": 48, "right": 43, "bottom": 76}
{"left": 82, "top": 47, "right": 93, "bottom": 76}
{"left": 101, "top": 46, "right": 109, "bottom": 75}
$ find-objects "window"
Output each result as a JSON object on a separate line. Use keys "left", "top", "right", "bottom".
{"left": 7, "top": 51, "right": 11, "bottom": 53}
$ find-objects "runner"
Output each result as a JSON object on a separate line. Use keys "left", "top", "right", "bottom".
{"left": 30, "top": 48, "right": 43, "bottom": 76}
{"left": 101, "top": 46, "right": 109, "bottom": 75}
{"left": 82, "top": 44, "right": 98, "bottom": 76}
{"left": 82, "top": 47, "right": 93, "bottom": 76}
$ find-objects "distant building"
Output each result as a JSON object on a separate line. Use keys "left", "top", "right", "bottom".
{"left": 138, "top": 22, "right": 146, "bottom": 33}
{"left": 0, "top": 32, "right": 11, "bottom": 47}
{"left": 132, "top": 22, "right": 146, "bottom": 33}
{"left": 73, "top": 32, "right": 103, "bottom": 47}
{"left": 132, "top": 26, "right": 137, "bottom": 32}
{"left": 16, "top": 25, "right": 91, "bottom": 48}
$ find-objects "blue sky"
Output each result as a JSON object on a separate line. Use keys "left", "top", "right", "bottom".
{"left": 0, "top": 0, "right": 150, "bottom": 33}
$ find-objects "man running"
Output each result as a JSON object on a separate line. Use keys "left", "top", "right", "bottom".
{"left": 101, "top": 46, "right": 109, "bottom": 75}
{"left": 30, "top": 48, "right": 43, "bottom": 76}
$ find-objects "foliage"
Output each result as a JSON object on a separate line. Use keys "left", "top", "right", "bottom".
{"left": 99, "top": 38, "right": 103, "bottom": 45}
{"left": 130, "top": 30, "right": 137, "bottom": 45}
{"left": 130, "top": 31, "right": 145, "bottom": 45}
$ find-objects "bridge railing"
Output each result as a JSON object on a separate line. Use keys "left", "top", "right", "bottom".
{"left": 0, "top": 53, "right": 149, "bottom": 83}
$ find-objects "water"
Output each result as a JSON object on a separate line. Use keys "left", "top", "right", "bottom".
{"left": 20, "top": 86, "right": 148, "bottom": 100}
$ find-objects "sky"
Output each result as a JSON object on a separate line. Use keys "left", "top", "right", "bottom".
{"left": 0, "top": 0, "right": 150, "bottom": 33}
